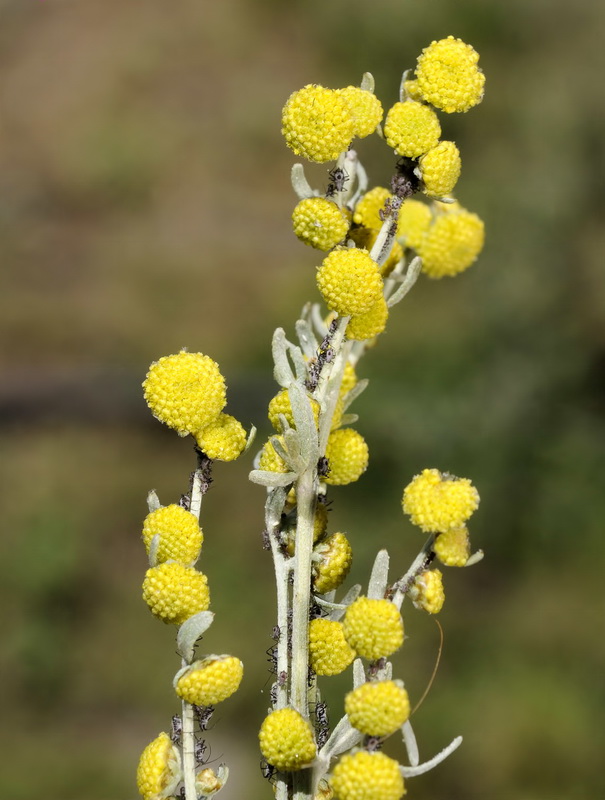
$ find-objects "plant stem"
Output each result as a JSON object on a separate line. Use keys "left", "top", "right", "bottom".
{"left": 181, "top": 693, "right": 197, "bottom": 800}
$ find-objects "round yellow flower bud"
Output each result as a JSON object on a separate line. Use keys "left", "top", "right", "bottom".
{"left": 143, "top": 351, "right": 226, "bottom": 436}
{"left": 136, "top": 732, "right": 181, "bottom": 800}
{"left": 416, "top": 36, "right": 485, "bottom": 114}
{"left": 317, "top": 248, "right": 383, "bottom": 317}
{"left": 416, "top": 208, "right": 485, "bottom": 279}
{"left": 410, "top": 569, "right": 445, "bottom": 614}
{"left": 195, "top": 413, "right": 247, "bottom": 461}
{"left": 384, "top": 100, "right": 441, "bottom": 158}
{"left": 331, "top": 751, "right": 404, "bottom": 800}
{"left": 259, "top": 708, "right": 317, "bottom": 771}
{"left": 268, "top": 389, "right": 321, "bottom": 432}
{"left": 346, "top": 295, "right": 389, "bottom": 342}
{"left": 292, "top": 198, "right": 350, "bottom": 251}
{"left": 313, "top": 531, "right": 353, "bottom": 594}
{"left": 340, "top": 361, "right": 358, "bottom": 396}
{"left": 175, "top": 655, "right": 243, "bottom": 706}
{"left": 337, "top": 86, "right": 383, "bottom": 138}
{"left": 402, "top": 468, "right": 479, "bottom": 533}
{"left": 142, "top": 563, "right": 210, "bottom": 625}
{"left": 325, "top": 429, "right": 369, "bottom": 485}
{"left": 345, "top": 680, "right": 410, "bottom": 736}
{"left": 142, "top": 505, "right": 203, "bottom": 566}
{"left": 353, "top": 187, "right": 391, "bottom": 231}
{"left": 309, "top": 618, "right": 356, "bottom": 676}
{"left": 282, "top": 84, "right": 355, "bottom": 163}
{"left": 258, "top": 436, "right": 289, "bottom": 473}
{"left": 434, "top": 525, "right": 470, "bottom": 567}
{"left": 419, "top": 141, "right": 461, "bottom": 198}
{"left": 342, "top": 597, "right": 403, "bottom": 660}
{"left": 396, "top": 199, "right": 432, "bottom": 250}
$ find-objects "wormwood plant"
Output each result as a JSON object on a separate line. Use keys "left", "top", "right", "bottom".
{"left": 136, "top": 35, "right": 486, "bottom": 800}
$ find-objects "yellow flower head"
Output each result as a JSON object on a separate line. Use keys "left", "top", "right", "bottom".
{"left": 396, "top": 199, "right": 432, "bottom": 250}
{"left": 136, "top": 732, "right": 181, "bottom": 800}
{"left": 402, "top": 468, "right": 479, "bottom": 533}
{"left": 317, "top": 248, "right": 383, "bottom": 317}
{"left": 419, "top": 141, "right": 461, "bottom": 198}
{"left": 342, "top": 597, "right": 404, "bottom": 660}
{"left": 325, "top": 428, "right": 369, "bottom": 486}
{"left": 258, "top": 435, "right": 289, "bottom": 473}
{"left": 410, "top": 569, "right": 445, "bottom": 614}
{"left": 142, "top": 505, "right": 203, "bottom": 566}
{"left": 309, "top": 618, "right": 357, "bottom": 676}
{"left": 268, "top": 388, "right": 320, "bottom": 432}
{"left": 292, "top": 197, "right": 350, "bottom": 251}
{"left": 259, "top": 708, "right": 317, "bottom": 771}
{"left": 142, "top": 563, "right": 210, "bottom": 625}
{"left": 346, "top": 295, "right": 389, "bottom": 342}
{"left": 353, "top": 187, "right": 391, "bottom": 231}
{"left": 417, "top": 207, "right": 485, "bottom": 278}
{"left": 195, "top": 412, "right": 247, "bottom": 461}
{"left": 143, "top": 351, "right": 226, "bottom": 437}
{"left": 313, "top": 531, "right": 353, "bottom": 594}
{"left": 384, "top": 100, "right": 441, "bottom": 158}
{"left": 345, "top": 680, "right": 410, "bottom": 736}
{"left": 403, "top": 79, "right": 423, "bottom": 102}
{"left": 340, "top": 361, "right": 358, "bottom": 396}
{"left": 175, "top": 655, "right": 243, "bottom": 706}
{"left": 349, "top": 226, "right": 403, "bottom": 277}
{"left": 434, "top": 525, "right": 470, "bottom": 567}
{"left": 331, "top": 751, "right": 405, "bottom": 800}
{"left": 337, "top": 86, "right": 384, "bottom": 138}
{"left": 416, "top": 36, "right": 485, "bottom": 113}
{"left": 282, "top": 84, "right": 355, "bottom": 163}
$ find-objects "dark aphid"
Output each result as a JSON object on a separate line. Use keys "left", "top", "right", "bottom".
{"left": 192, "top": 704, "right": 215, "bottom": 731}
{"left": 315, "top": 701, "right": 329, "bottom": 748}
{"left": 260, "top": 757, "right": 276, "bottom": 782}
{"left": 195, "top": 738, "right": 209, "bottom": 764}
{"left": 271, "top": 625, "right": 281, "bottom": 642}
{"left": 326, "top": 166, "right": 350, "bottom": 196}
{"left": 170, "top": 714, "right": 182, "bottom": 745}
{"left": 266, "top": 644, "right": 278, "bottom": 674}
{"left": 270, "top": 681, "right": 278, "bottom": 706}
{"left": 277, "top": 670, "right": 288, "bottom": 687}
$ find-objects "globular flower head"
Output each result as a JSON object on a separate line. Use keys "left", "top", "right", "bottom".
{"left": 418, "top": 141, "right": 461, "bottom": 198}
{"left": 259, "top": 708, "right": 317, "bottom": 771}
{"left": 349, "top": 226, "right": 403, "bottom": 278}
{"left": 410, "top": 569, "right": 445, "bottom": 614}
{"left": 142, "top": 504, "right": 203, "bottom": 566}
{"left": 402, "top": 468, "right": 479, "bottom": 533}
{"left": 268, "top": 388, "right": 320, "bottom": 432}
{"left": 416, "top": 36, "right": 485, "bottom": 113}
{"left": 337, "top": 86, "right": 384, "bottom": 138}
{"left": 175, "top": 655, "right": 243, "bottom": 706}
{"left": 345, "top": 680, "right": 410, "bottom": 737}
{"left": 292, "top": 198, "right": 350, "bottom": 251}
{"left": 309, "top": 618, "right": 357, "bottom": 675}
{"left": 258, "top": 436, "right": 289, "bottom": 473}
{"left": 340, "top": 361, "right": 358, "bottom": 396}
{"left": 143, "top": 351, "right": 226, "bottom": 437}
{"left": 282, "top": 84, "right": 355, "bottom": 163}
{"left": 434, "top": 525, "right": 470, "bottom": 567}
{"left": 384, "top": 100, "right": 441, "bottom": 158}
{"left": 342, "top": 597, "right": 404, "bottom": 660}
{"left": 313, "top": 531, "right": 353, "bottom": 594}
{"left": 142, "top": 563, "right": 210, "bottom": 625}
{"left": 330, "top": 750, "right": 405, "bottom": 800}
{"left": 325, "top": 428, "right": 369, "bottom": 485}
{"left": 416, "top": 207, "right": 485, "bottom": 278}
{"left": 346, "top": 295, "right": 389, "bottom": 342}
{"left": 396, "top": 199, "right": 432, "bottom": 250}
{"left": 136, "top": 732, "right": 181, "bottom": 800}
{"left": 195, "top": 413, "right": 247, "bottom": 461}
{"left": 353, "top": 187, "right": 391, "bottom": 231}
{"left": 317, "top": 248, "right": 383, "bottom": 317}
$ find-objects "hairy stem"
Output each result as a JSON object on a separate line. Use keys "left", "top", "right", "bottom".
{"left": 181, "top": 694, "right": 197, "bottom": 800}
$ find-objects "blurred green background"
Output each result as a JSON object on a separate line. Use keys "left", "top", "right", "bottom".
{"left": 1, "top": 0, "right": 604, "bottom": 798}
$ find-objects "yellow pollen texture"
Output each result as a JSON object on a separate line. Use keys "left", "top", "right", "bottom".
{"left": 142, "top": 504, "right": 202, "bottom": 565}
{"left": 282, "top": 84, "right": 355, "bottom": 163}
{"left": 175, "top": 656, "right": 243, "bottom": 706}
{"left": 195, "top": 413, "right": 247, "bottom": 461}
{"left": 416, "top": 36, "right": 485, "bottom": 113}
{"left": 417, "top": 208, "right": 485, "bottom": 278}
{"left": 325, "top": 428, "right": 369, "bottom": 485}
{"left": 345, "top": 680, "right": 410, "bottom": 736}
{"left": 337, "top": 86, "right": 384, "bottom": 138}
{"left": 292, "top": 198, "right": 350, "bottom": 251}
{"left": 383, "top": 100, "right": 441, "bottom": 158}
{"left": 419, "top": 141, "right": 461, "bottom": 198}
{"left": 317, "top": 248, "right": 383, "bottom": 317}
{"left": 402, "top": 468, "right": 479, "bottom": 533}
{"left": 342, "top": 597, "right": 404, "bottom": 660}
{"left": 259, "top": 708, "right": 317, "bottom": 771}
{"left": 136, "top": 732, "right": 180, "bottom": 800}
{"left": 309, "top": 618, "right": 357, "bottom": 676}
{"left": 313, "top": 531, "right": 353, "bottom": 594}
{"left": 142, "top": 563, "right": 210, "bottom": 625}
{"left": 331, "top": 750, "right": 405, "bottom": 800}
{"left": 434, "top": 526, "right": 470, "bottom": 566}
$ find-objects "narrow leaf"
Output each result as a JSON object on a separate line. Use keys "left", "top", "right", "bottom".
{"left": 272, "top": 328, "right": 294, "bottom": 388}
{"left": 291, "top": 163, "right": 315, "bottom": 200}
{"left": 353, "top": 658, "right": 366, "bottom": 688}
{"left": 248, "top": 470, "right": 297, "bottom": 488}
{"left": 402, "top": 720, "right": 419, "bottom": 767}
{"left": 176, "top": 611, "right": 215, "bottom": 663}
{"left": 368, "top": 549, "right": 390, "bottom": 600}
{"left": 400, "top": 736, "right": 463, "bottom": 777}
{"left": 147, "top": 490, "right": 161, "bottom": 513}
{"left": 148, "top": 534, "right": 160, "bottom": 568}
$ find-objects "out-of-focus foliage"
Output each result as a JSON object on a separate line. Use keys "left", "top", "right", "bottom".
{"left": 0, "top": 1, "right": 604, "bottom": 799}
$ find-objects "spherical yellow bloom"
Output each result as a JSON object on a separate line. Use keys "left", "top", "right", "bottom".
{"left": 419, "top": 141, "right": 461, "bottom": 198}
{"left": 143, "top": 351, "right": 226, "bottom": 437}
{"left": 346, "top": 295, "right": 389, "bottom": 342}
{"left": 142, "top": 505, "right": 203, "bottom": 565}
{"left": 434, "top": 525, "right": 470, "bottom": 567}
{"left": 268, "top": 388, "right": 321, "bottom": 432}
{"left": 258, "top": 436, "right": 289, "bottom": 473}
{"left": 282, "top": 84, "right": 355, "bottom": 163}
{"left": 416, "top": 36, "right": 485, "bottom": 113}
{"left": 396, "top": 199, "right": 432, "bottom": 250}
{"left": 309, "top": 618, "right": 356, "bottom": 675}
{"left": 142, "top": 563, "right": 210, "bottom": 625}
{"left": 337, "top": 87, "right": 383, "bottom": 138}
{"left": 136, "top": 732, "right": 181, "bottom": 800}
{"left": 325, "top": 428, "right": 369, "bottom": 485}
{"left": 349, "top": 226, "right": 403, "bottom": 277}
{"left": 402, "top": 468, "right": 479, "bottom": 533}
{"left": 259, "top": 708, "right": 317, "bottom": 770}
{"left": 195, "top": 413, "right": 247, "bottom": 461}
{"left": 416, "top": 208, "right": 485, "bottom": 278}
{"left": 353, "top": 187, "right": 391, "bottom": 231}
{"left": 313, "top": 531, "right": 353, "bottom": 594}
{"left": 345, "top": 680, "right": 410, "bottom": 736}
{"left": 384, "top": 100, "right": 441, "bottom": 158}
{"left": 292, "top": 198, "right": 350, "bottom": 251}
{"left": 342, "top": 597, "right": 404, "bottom": 660}
{"left": 340, "top": 361, "right": 358, "bottom": 396}
{"left": 331, "top": 751, "right": 405, "bottom": 800}
{"left": 410, "top": 569, "right": 445, "bottom": 614}
{"left": 317, "top": 248, "right": 383, "bottom": 317}
{"left": 175, "top": 655, "right": 243, "bottom": 706}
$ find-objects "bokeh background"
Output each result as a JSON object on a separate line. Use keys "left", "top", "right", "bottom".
{"left": 1, "top": 1, "right": 604, "bottom": 798}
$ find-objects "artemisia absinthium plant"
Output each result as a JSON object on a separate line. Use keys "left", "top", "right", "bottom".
{"left": 136, "top": 35, "right": 486, "bottom": 800}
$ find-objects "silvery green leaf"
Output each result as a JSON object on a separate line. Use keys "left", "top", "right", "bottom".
{"left": 272, "top": 328, "right": 294, "bottom": 388}
{"left": 319, "top": 714, "right": 362, "bottom": 761}
{"left": 387, "top": 256, "right": 423, "bottom": 308}
{"left": 295, "top": 319, "right": 318, "bottom": 359}
{"left": 465, "top": 549, "right": 484, "bottom": 567}
{"left": 176, "top": 611, "right": 215, "bottom": 662}
{"left": 399, "top": 69, "right": 412, "bottom": 103}
{"left": 339, "top": 583, "right": 362, "bottom": 606}
{"left": 368, "top": 549, "right": 390, "bottom": 600}
{"left": 400, "top": 736, "right": 462, "bottom": 777}
{"left": 360, "top": 72, "right": 375, "bottom": 92}
{"left": 291, "top": 163, "right": 315, "bottom": 200}
{"left": 285, "top": 340, "right": 307, "bottom": 383}
{"left": 313, "top": 596, "right": 348, "bottom": 615}
{"left": 147, "top": 490, "right": 161, "bottom": 512}
{"left": 243, "top": 424, "right": 257, "bottom": 453}
{"left": 353, "top": 658, "right": 366, "bottom": 689}
{"left": 288, "top": 383, "right": 319, "bottom": 464}
{"left": 350, "top": 159, "right": 368, "bottom": 207}
{"left": 249, "top": 470, "right": 297, "bottom": 487}
{"left": 272, "top": 433, "right": 296, "bottom": 468}
{"left": 339, "top": 413, "right": 359, "bottom": 426}
{"left": 311, "top": 303, "right": 328, "bottom": 338}
{"left": 148, "top": 534, "right": 160, "bottom": 568}
{"left": 402, "top": 720, "right": 419, "bottom": 767}
{"left": 265, "top": 487, "right": 288, "bottom": 530}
